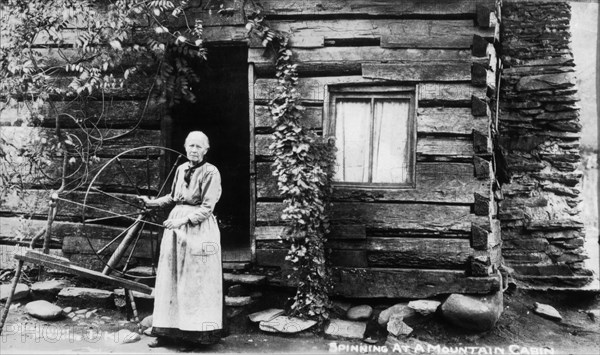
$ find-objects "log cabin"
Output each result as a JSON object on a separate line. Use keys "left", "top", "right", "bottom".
{"left": 0, "top": 0, "right": 593, "bottom": 299}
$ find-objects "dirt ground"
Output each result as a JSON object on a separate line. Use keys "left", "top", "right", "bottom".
{"left": 1, "top": 285, "right": 599, "bottom": 355}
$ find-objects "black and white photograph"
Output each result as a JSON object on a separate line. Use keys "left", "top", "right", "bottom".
{"left": 0, "top": 0, "right": 598, "bottom": 354}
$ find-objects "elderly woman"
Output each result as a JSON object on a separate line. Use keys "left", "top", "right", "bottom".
{"left": 139, "top": 131, "right": 224, "bottom": 348}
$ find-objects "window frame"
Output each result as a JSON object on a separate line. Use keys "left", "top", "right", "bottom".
{"left": 324, "top": 85, "right": 417, "bottom": 189}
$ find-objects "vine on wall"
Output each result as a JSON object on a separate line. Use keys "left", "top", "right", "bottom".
{"left": 247, "top": 11, "right": 336, "bottom": 324}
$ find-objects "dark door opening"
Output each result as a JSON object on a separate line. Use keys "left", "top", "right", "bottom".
{"left": 170, "top": 44, "right": 250, "bottom": 258}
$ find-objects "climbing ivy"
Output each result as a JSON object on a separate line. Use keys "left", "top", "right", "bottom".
{"left": 246, "top": 11, "right": 336, "bottom": 324}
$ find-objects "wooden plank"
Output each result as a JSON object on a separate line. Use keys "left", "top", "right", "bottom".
{"left": 257, "top": 202, "right": 476, "bottom": 236}
{"left": 1, "top": 127, "right": 162, "bottom": 158}
{"left": 248, "top": 19, "right": 495, "bottom": 49}
{"left": 259, "top": 0, "right": 495, "bottom": 17}
{"left": 249, "top": 63, "right": 257, "bottom": 263}
{"left": 257, "top": 162, "right": 487, "bottom": 204}
{"left": 328, "top": 237, "right": 473, "bottom": 269}
{"left": 417, "top": 137, "right": 473, "bottom": 159}
{"left": 249, "top": 47, "right": 472, "bottom": 73}
{"left": 328, "top": 225, "right": 366, "bottom": 240}
{"left": 0, "top": 100, "right": 162, "bottom": 128}
{"left": 418, "top": 107, "right": 487, "bottom": 135}
{"left": 329, "top": 267, "right": 501, "bottom": 298}
{"left": 381, "top": 35, "right": 472, "bottom": 49}
{"left": 14, "top": 249, "right": 153, "bottom": 294}
{"left": 254, "top": 226, "right": 291, "bottom": 241}
{"left": 362, "top": 62, "right": 471, "bottom": 81}
{"left": 255, "top": 105, "right": 322, "bottom": 129}
{"left": 327, "top": 250, "right": 368, "bottom": 268}
{"left": 255, "top": 77, "right": 486, "bottom": 104}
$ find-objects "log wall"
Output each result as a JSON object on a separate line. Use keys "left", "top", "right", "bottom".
{"left": 250, "top": 0, "right": 503, "bottom": 297}
{"left": 499, "top": 1, "right": 593, "bottom": 288}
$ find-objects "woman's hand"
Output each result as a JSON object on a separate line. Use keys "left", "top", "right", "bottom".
{"left": 138, "top": 195, "right": 156, "bottom": 208}
{"left": 163, "top": 217, "right": 188, "bottom": 229}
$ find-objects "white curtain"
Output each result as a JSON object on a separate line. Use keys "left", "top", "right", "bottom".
{"left": 335, "top": 99, "right": 371, "bottom": 182}
{"left": 372, "top": 99, "right": 410, "bottom": 183}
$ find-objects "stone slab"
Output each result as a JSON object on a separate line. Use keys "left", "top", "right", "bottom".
{"left": 0, "top": 283, "right": 30, "bottom": 302}
{"left": 259, "top": 316, "right": 317, "bottom": 333}
{"left": 248, "top": 308, "right": 284, "bottom": 323}
{"left": 325, "top": 319, "right": 367, "bottom": 339}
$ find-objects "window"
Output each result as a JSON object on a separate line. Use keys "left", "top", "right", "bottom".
{"left": 325, "top": 86, "right": 416, "bottom": 188}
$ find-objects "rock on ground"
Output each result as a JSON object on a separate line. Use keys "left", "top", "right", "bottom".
{"left": 533, "top": 302, "right": 562, "bottom": 321}
{"left": 588, "top": 309, "right": 600, "bottom": 322}
{"left": 387, "top": 313, "right": 413, "bottom": 337}
{"left": 440, "top": 291, "right": 503, "bottom": 331}
{"left": 57, "top": 287, "right": 113, "bottom": 308}
{"left": 347, "top": 305, "right": 373, "bottom": 321}
{"left": 325, "top": 319, "right": 367, "bottom": 339}
{"left": 408, "top": 300, "right": 441, "bottom": 316}
{"left": 24, "top": 300, "right": 64, "bottom": 320}
{"left": 140, "top": 315, "right": 153, "bottom": 328}
{"left": 248, "top": 308, "right": 284, "bottom": 323}
{"left": 31, "top": 280, "right": 72, "bottom": 300}
{"left": 259, "top": 316, "right": 316, "bottom": 333}
{"left": 0, "top": 283, "right": 30, "bottom": 302}
{"left": 378, "top": 303, "right": 418, "bottom": 326}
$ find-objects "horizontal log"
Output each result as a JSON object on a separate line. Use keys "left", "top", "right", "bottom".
{"left": 62, "top": 229, "right": 155, "bottom": 258}
{"left": 1, "top": 189, "right": 149, "bottom": 221}
{"left": 418, "top": 107, "right": 488, "bottom": 134}
{"left": 254, "top": 105, "right": 322, "bottom": 129}
{"left": 249, "top": 47, "right": 473, "bottom": 75}
{"left": 1, "top": 127, "right": 162, "bottom": 158}
{"left": 1, "top": 155, "right": 161, "bottom": 191}
{"left": 329, "top": 267, "right": 501, "bottom": 298}
{"left": 254, "top": 226, "right": 291, "bottom": 241}
{"left": 259, "top": 0, "right": 495, "bottom": 17}
{"left": 362, "top": 62, "right": 471, "bottom": 81}
{"left": 417, "top": 137, "right": 473, "bottom": 159}
{"left": 255, "top": 77, "right": 486, "bottom": 104}
{"left": 0, "top": 100, "right": 161, "bottom": 128}
{"left": 257, "top": 162, "right": 487, "bottom": 204}
{"left": 257, "top": 202, "right": 479, "bottom": 237}
{"left": 255, "top": 134, "right": 473, "bottom": 158}
{"left": 381, "top": 35, "right": 472, "bottom": 49}
{"left": 328, "top": 237, "right": 472, "bottom": 269}
{"left": 327, "top": 250, "right": 368, "bottom": 267}
{"left": 248, "top": 19, "right": 495, "bottom": 49}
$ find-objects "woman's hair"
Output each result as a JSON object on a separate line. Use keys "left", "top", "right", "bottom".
{"left": 184, "top": 131, "right": 210, "bottom": 149}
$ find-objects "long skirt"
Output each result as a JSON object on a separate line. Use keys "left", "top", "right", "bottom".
{"left": 151, "top": 204, "right": 224, "bottom": 344}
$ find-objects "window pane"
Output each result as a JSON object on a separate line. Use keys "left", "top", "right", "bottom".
{"left": 334, "top": 99, "right": 371, "bottom": 182}
{"left": 372, "top": 99, "right": 411, "bottom": 183}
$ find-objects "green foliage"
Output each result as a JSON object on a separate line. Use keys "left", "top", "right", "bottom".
{"left": 247, "top": 11, "right": 337, "bottom": 324}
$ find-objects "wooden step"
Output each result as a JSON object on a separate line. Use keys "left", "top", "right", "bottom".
{"left": 223, "top": 273, "right": 267, "bottom": 285}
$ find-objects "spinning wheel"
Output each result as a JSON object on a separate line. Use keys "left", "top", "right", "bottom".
{"left": 80, "top": 146, "right": 186, "bottom": 279}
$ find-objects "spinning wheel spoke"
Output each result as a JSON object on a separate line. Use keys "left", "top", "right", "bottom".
{"left": 156, "top": 154, "right": 184, "bottom": 197}
{"left": 90, "top": 187, "right": 145, "bottom": 210}
{"left": 115, "top": 157, "right": 143, "bottom": 196}
{"left": 84, "top": 212, "right": 143, "bottom": 224}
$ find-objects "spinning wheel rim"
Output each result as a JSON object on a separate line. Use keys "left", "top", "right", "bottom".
{"left": 81, "top": 145, "right": 185, "bottom": 279}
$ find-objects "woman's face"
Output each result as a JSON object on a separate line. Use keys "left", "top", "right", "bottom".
{"left": 185, "top": 137, "right": 208, "bottom": 163}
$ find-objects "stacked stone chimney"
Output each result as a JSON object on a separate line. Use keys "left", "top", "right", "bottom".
{"left": 499, "top": 1, "right": 593, "bottom": 288}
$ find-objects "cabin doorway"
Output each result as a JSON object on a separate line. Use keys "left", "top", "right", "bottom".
{"left": 169, "top": 44, "right": 251, "bottom": 262}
